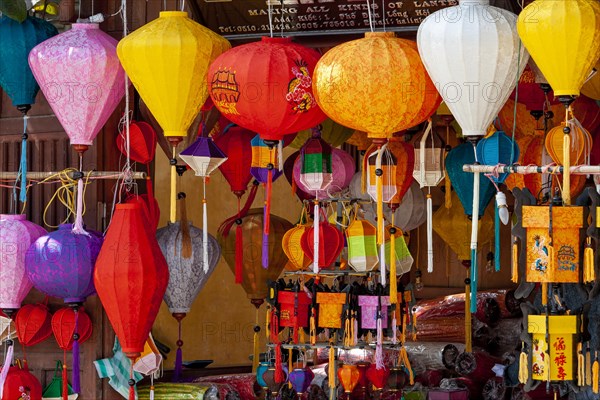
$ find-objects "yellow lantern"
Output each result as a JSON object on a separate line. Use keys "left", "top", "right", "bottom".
{"left": 528, "top": 315, "right": 577, "bottom": 381}
{"left": 582, "top": 60, "right": 600, "bottom": 100}
{"left": 517, "top": 0, "right": 600, "bottom": 98}
{"left": 313, "top": 32, "right": 430, "bottom": 140}
{"left": 117, "top": 11, "right": 230, "bottom": 223}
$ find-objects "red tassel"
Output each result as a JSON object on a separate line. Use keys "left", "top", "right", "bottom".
{"left": 62, "top": 362, "right": 68, "bottom": 400}
{"left": 275, "top": 343, "right": 284, "bottom": 383}
{"left": 129, "top": 385, "right": 135, "bottom": 400}
{"left": 264, "top": 170, "right": 272, "bottom": 235}
{"left": 293, "top": 315, "right": 299, "bottom": 344}
{"left": 270, "top": 311, "right": 279, "bottom": 343}
{"left": 235, "top": 224, "right": 243, "bottom": 284}
{"left": 128, "top": 366, "right": 136, "bottom": 400}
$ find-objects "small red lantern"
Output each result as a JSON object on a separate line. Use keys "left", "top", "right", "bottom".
{"left": 14, "top": 303, "right": 52, "bottom": 347}
{"left": 301, "top": 221, "right": 344, "bottom": 270}
{"left": 214, "top": 124, "right": 255, "bottom": 198}
{"left": 366, "top": 363, "right": 390, "bottom": 391}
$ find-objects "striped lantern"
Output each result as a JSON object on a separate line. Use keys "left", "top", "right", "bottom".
{"left": 384, "top": 225, "right": 414, "bottom": 277}
{"left": 476, "top": 131, "right": 519, "bottom": 272}
{"left": 300, "top": 219, "right": 344, "bottom": 270}
{"left": 346, "top": 216, "right": 378, "bottom": 273}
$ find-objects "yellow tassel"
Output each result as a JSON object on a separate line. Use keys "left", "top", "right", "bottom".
{"left": 253, "top": 308, "right": 260, "bottom": 373}
{"left": 578, "top": 343, "right": 585, "bottom": 387}
{"left": 445, "top": 173, "right": 452, "bottom": 209}
{"left": 563, "top": 123, "right": 571, "bottom": 206}
{"left": 542, "top": 283, "right": 548, "bottom": 307}
{"left": 400, "top": 347, "right": 414, "bottom": 385}
{"left": 344, "top": 316, "right": 351, "bottom": 347}
{"left": 288, "top": 348, "right": 293, "bottom": 388}
{"left": 310, "top": 311, "right": 316, "bottom": 346}
{"left": 390, "top": 226, "right": 397, "bottom": 304}
{"left": 328, "top": 344, "right": 336, "bottom": 389}
{"left": 170, "top": 147, "right": 177, "bottom": 223}
{"left": 585, "top": 238, "right": 595, "bottom": 283}
{"left": 587, "top": 348, "right": 592, "bottom": 386}
{"left": 465, "top": 277, "right": 472, "bottom": 353}
{"left": 518, "top": 347, "right": 528, "bottom": 384}
{"left": 412, "top": 309, "right": 417, "bottom": 342}
{"left": 511, "top": 239, "right": 519, "bottom": 284}
{"left": 593, "top": 354, "right": 599, "bottom": 393}
{"left": 299, "top": 326, "right": 306, "bottom": 344}
{"left": 376, "top": 172, "right": 384, "bottom": 245}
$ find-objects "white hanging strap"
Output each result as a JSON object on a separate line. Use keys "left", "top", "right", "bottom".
{"left": 277, "top": 140, "right": 283, "bottom": 172}
{"left": 426, "top": 190, "right": 433, "bottom": 273}
{"left": 419, "top": 120, "right": 433, "bottom": 189}
{"left": 313, "top": 202, "right": 320, "bottom": 274}
{"left": 471, "top": 172, "right": 480, "bottom": 251}
{"left": 202, "top": 178, "right": 209, "bottom": 273}
{"left": 380, "top": 242, "right": 386, "bottom": 287}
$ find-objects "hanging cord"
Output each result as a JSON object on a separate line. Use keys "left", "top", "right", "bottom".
{"left": 365, "top": 0, "right": 374, "bottom": 32}
{"left": 267, "top": 0, "right": 274, "bottom": 37}
{"left": 15, "top": 115, "right": 29, "bottom": 209}
{"left": 381, "top": 0, "right": 386, "bottom": 31}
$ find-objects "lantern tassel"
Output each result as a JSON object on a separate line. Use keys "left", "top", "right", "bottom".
{"left": 328, "top": 344, "right": 335, "bottom": 389}
{"left": 470, "top": 171, "right": 480, "bottom": 314}
{"left": 262, "top": 205, "right": 269, "bottom": 269}
{"left": 174, "top": 320, "right": 183, "bottom": 382}
{"left": 202, "top": 187, "right": 209, "bottom": 272}
{"left": 18, "top": 115, "right": 28, "bottom": 204}
{"left": 390, "top": 226, "right": 397, "bottom": 304}
{"left": 594, "top": 353, "right": 599, "bottom": 394}
{"left": 128, "top": 365, "right": 136, "bottom": 400}
{"left": 494, "top": 203, "right": 501, "bottom": 272}
{"left": 72, "top": 309, "right": 81, "bottom": 393}
{"left": 578, "top": 343, "right": 584, "bottom": 387}
{"left": 235, "top": 223, "right": 244, "bottom": 284}
{"left": 400, "top": 346, "right": 414, "bottom": 385}
{"left": 445, "top": 173, "right": 452, "bottom": 209}
{"left": 426, "top": 193, "right": 433, "bottom": 273}
{"left": 584, "top": 238, "right": 595, "bottom": 283}
{"left": 0, "top": 341, "right": 14, "bottom": 399}
{"left": 72, "top": 178, "right": 89, "bottom": 235}
{"left": 518, "top": 343, "right": 528, "bottom": 384}
{"left": 310, "top": 308, "right": 316, "bottom": 346}
{"left": 563, "top": 116, "right": 571, "bottom": 206}
{"left": 62, "top": 361, "right": 68, "bottom": 400}
{"left": 170, "top": 147, "right": 177, "bottom": 223}
{"left": 392, "top": 312, "right": 397, "bottom": 345}
{"left": 353, "top": 313, "right": 358, "bottom": 346}
{"left": 380, "top": 242, "right": 386, "bottom": 287}
{"left": 375, "top": 315, "right": 384, "bottom": 369}
{"left": 376, "top": 167, "right": 384, "bottom": 246}
{"left": 465, "top": 276, "right": 472, "bottom": 353}
{"left": 542, "top": 282, "right": 548, "bottom": 307}
{"left": 512, "top": 238, "right": 519, "bottom": 284}
{"left": 275, "top": 344, "right": 284, "bottom": 383}
{"left": 150, "top": 377, "right": 155, "bottom": 400}
{"left": 313, "top": 202, "right": 320, "bottom": 274}
{"left": 587, "top": 345, "right": 592, "bottom": 386}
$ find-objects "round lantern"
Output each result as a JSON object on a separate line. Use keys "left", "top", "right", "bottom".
{"left": 545, "top": 122, "right": 592, "bottom": 166}
{"left": 29, "top": 23, "right": 127, "bottom": 154}
{"left": 338, "top": 364, "right": 361, "bottom": 394}
{"left": 217, "top": 208, "right": 292, "bottom": 304}
{"left": 25, "top": 224, "right": 103, "bottom": 304}
{"left": 0, "top": 16, "right": 58, "bottom": 112}
{"left": 582, "top": 60, "right": 600, "bottom": 100}
{"left": 0, "top": 215, "right": 46, "bottom": 314}
{"left": 14, "top": 303, "right": 52, "bottom": 347}
{"left": 288, "top": 367, "right": 314, "bottom": 396}
{"left": 366, "top": 363, "right": 390, "bottom": 390}
{"left": 418, "top": 0, "right": 528, "bottom": 137}
{"left": 118, "top": 12, "right": 230, "bottom": 140}
{"left": 509, "top": 65, "right": 558, "bottom": 112}
{"left": 284, "top": 151, "right": 313, "bottom": 202}
{"left": 214, "top": 124, "right": 255, "bottom": 198}
{"left": 282, "top": 223, "right": 312, "bottom": 271}
{"left": 291, "top": 118, "right": 354, "bottom": 149}
{"left": 314, "top": 33, "right": 433, "bottom": 140}
{"left": 94, "top": 203, "right": 169, "bottom": 360}
{"left": 293, "top": 148, "right": 355, "bottom": 199}
{"left": 208, "top": 36, "right": 326, "bottom": 142}
{"left": 517, "top": 0, "right": 600, "bottom": 98}
{"left": 301, "top": 220, "right": 345, "bottom": 270}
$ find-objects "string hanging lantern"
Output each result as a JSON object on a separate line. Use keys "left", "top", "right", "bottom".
{"left": 346, "top": 209, "right": 379, "bottom": 273}
{"left": 118, "top": 11, "right": 231, "bottom": 224}
{"left": 214, "top": 124, "right": 255, "bottom": 199}
{"left": 0, "top": 16, "right": 57, "bottom": 206}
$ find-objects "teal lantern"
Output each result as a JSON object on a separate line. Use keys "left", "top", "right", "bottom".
{"left": 476, "top": 131, "right": 520, "bottom": 272}
{"left": 446, "top": 142, "right": 496, "bottom": 312}
{"left": 0, "top": 16, "right": 58, "bottom": 112}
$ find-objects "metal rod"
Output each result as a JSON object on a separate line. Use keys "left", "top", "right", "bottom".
{"left": 462, "top": 164, "right": 600, "bottom": 175}
{"left": 0, "top": 171, "right": 147, "bottom": 180}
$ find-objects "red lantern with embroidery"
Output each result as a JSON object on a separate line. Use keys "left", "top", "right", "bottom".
{"left": 2, "top": 362, "right": 42, "bottom": 400}
{"left": 94, "top": 203, "right": 169, "bottom": 359}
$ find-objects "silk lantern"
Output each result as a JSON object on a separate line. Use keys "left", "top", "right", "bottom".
{"left": 346, "top": 217, "right": 378, "bottom": 273}
{"left": 582, "top": 61, "right": 600, "bottom": 100}
{"left": 545, "top": 122, "right": 592, "bottom": 166}
{"left": 51, "top": 307, "right": 93, "bottom": 395}
{"left": 25, "top": 224, "right": 103, "bottom": 304}
{"left": 0, "top": 16, "right": 58, "bottom": 111}
{"left": 301, "top": 220, "right": 345, "bottom": 270}
{"left": 214, "top": 124, "right": 255, "bottom": 198}
{"left": 299, "top": 131, "right": 333, "bottom": 197}
{"left": 29, "top": 23, "right": 126, "bottom": 154}
{"left": 291, "top": 118, "right": 354, "bottom": 149}
{"left": 338, "top": 364, "right": 360, "bottom": 394}
{"left": 292, "top": 147, "right": 355, "bottom": 199}
{"left": 387, "top": 138, "right": 415, "bottom": 206}
{"left": 446, "top": 143, "right": 496, "bottom": 311}
{"left": 509, "top": 65, "right": 558, "bottom": 112}
{"left": 94, "top": 203, "right": 169, "bottom": 400}
{"left": 117, "top": 11, "right": 231, "bottom": 224}
{"left": 289, "top": 367, "right": 314, "bottom": 396}
{"left": 418, "top": 0, "right": 528, "bottom": 137}
{"left": 282, "top": 222, "right": 312, "bottom": 271}
{"left": 476, "top": 131, "right": 519, "bottom": 272}
{"left": 517, "top": 0, "right": 600, "bottom": 98}
{"left": 0, "top": 214, "right": 46, "bottom": 314}
{"left": 156, "top": 211, "right": 220, "bottom": 381}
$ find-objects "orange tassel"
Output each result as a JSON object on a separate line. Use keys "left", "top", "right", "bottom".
{"left": 62, "top": 362, "right": 68, "bottom": 400}
{"left": 512, "top": 238, "right": 519, "bottom": 284}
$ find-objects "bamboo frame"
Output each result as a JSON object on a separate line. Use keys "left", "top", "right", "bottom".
{"left": 462, "top": 164, "right": 600, "bottom": 175}
{"left": 0, "top": 171, "right": 147, "bottom": 180}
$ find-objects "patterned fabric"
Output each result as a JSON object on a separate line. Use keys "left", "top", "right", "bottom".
{"left": 29, "top": 23, "right": 126, "bottom": 146}
{"left": 94, "top": 338, "right": 143, "bottom": 399}
{"left": 316, "top": 293, "right": 347, "bottom": 329}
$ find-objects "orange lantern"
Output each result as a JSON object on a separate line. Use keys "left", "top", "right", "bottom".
{"left": 338, "top": 364, "right": 361, "bottom": 394}
{"left": 545, "top": 122, "right": 592, "bottom": 166}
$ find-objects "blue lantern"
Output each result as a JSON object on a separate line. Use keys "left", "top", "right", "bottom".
{"left": 0, "top": 15, "right": 57, "bottom": 111}
{"left": 476, "top": 131, "right": 520, "bottom": 272}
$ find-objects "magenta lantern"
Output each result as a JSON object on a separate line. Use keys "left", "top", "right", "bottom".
{"left": 0, "top": 215, "right": 46, "bottom": 314}
{"left": 293, "top": 147, "right": 355, "bottom": 199}
{"left": 28, "top": 23, "right": 126, "bottom": 154}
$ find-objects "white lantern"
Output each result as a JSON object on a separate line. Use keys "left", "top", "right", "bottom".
{"left": 417, "top": 0, "right": 529, "bottom": 137}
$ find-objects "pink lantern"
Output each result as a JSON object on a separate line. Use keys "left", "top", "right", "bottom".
{"left": 0, "top": 215, "right": 46, "bottom": 314}
{"left": 292, "top": 148, "right": 355, "bottom": 198}
{"left": 28, "top": 23, "right": 126, "bottom": 154}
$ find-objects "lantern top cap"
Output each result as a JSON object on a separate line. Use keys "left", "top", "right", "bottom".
{"left": 72, "top": 23, "right": 100, "bottom": 30}
{"left": 115, "top": 203, "right": 140, "bottom": 210}
{"left": 58, "top": 224, "right": 73, "bottom": 230}
{"left": 159, "top": 11, "right": 189, "bottom": 18}
{"left": 261, "top": 36, "right": 293, "bottom": 44}
{"left": 364, "top": 31, "right": 395, "bottom": 39}
{"left": 458, "top": 0, "right": 491, "bottom": 5}
{"left": 0, "top": 214, "right": 26, "bottom": 221}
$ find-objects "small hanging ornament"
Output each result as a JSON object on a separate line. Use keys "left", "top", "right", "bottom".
{"left": 300, "top": 217, "right": 344, "bottom": 272}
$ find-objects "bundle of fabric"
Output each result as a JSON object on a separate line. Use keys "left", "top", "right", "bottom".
{"left": 193, "top": 374, "right": 254, "bottom": 400}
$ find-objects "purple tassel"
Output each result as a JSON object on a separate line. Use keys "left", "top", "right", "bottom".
{"left": 262, "top": 232, "right": 269, "bottom": 269}
{"left": 72, "top": 309, "right": 80, "bottom": 393}
{"left": 173, "top": 347, "right": 183, "bottom": 382}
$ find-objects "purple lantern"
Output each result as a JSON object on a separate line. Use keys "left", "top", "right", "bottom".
{"left": 293, "top": 147, "right": 355, "bottom": 199}
{"left": 0, "top": 215, "right": 46, "bottom": 314}
{"left": 358, "top": 295, "right": 391, "bottom": 330}
{"left": 289, "top": 367, "right": 314, "bottom": 396}
{"left": 25, "top": 224, "right": 103, "bottom": 304}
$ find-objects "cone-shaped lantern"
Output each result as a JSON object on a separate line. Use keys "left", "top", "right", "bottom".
{"left": 517, "top": 0, "right": 600, "bottom": 98}
{"left": 417, "top": 0, "right": 528, "bottom": 138}
{"left": 214, "top": 124, "right": 255, "bottom": 198}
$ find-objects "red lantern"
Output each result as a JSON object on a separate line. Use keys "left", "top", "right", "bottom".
{"left": 214, "top": 123, "right": 255, "bottom": 198}
{"left": 208, "top": 36, "right": 326, "bottom": 142}
{"left": 94, "top": 203, "right": 169, "bottom": 360}
{"left": 14, "top": 303, "right": 52, "bottom": 347}
{"left": 366, "top": 363, "right": 390, "bottom": 391}
{"left": 2, "top": 362, "right": 42, "bottom": 400}
{"left": 300, "top": 220, "right": 344, "bottom": 269}
{"left": 572, "top": 95, "right": 600, "bottom": 133}
{"left": 116, "top": 121, "right": 157, "bottom": 165}
{"left": 509, "top": 65, "right": 558, "bottom": 111}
